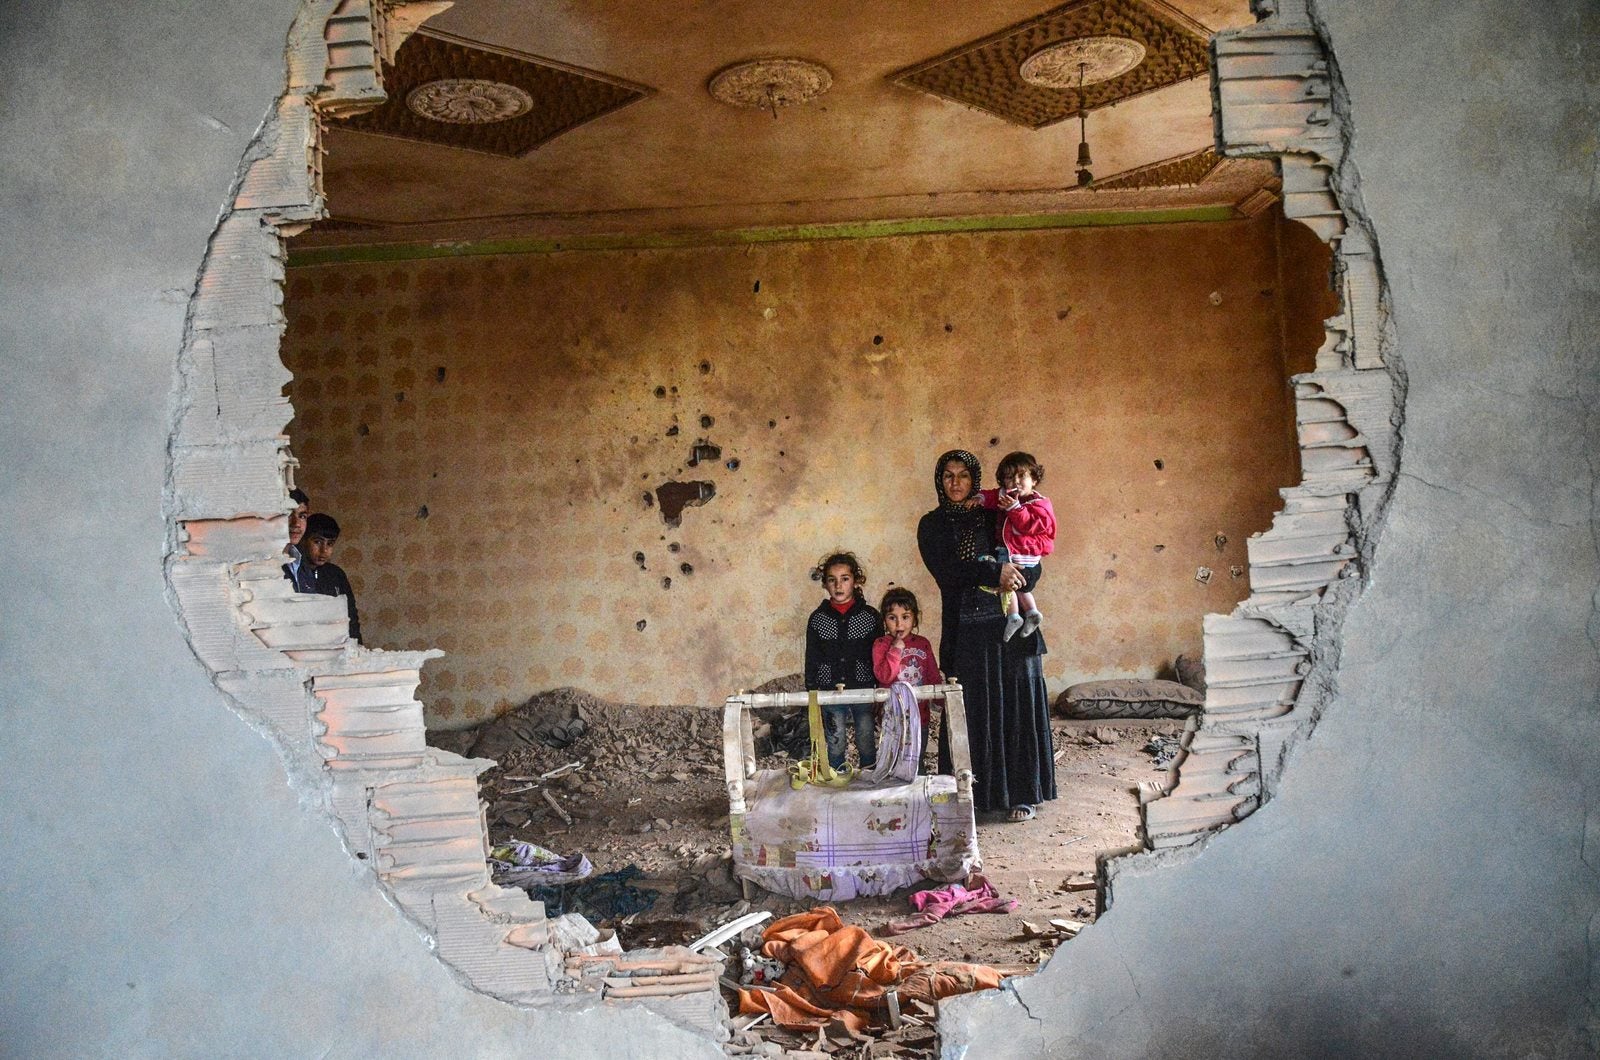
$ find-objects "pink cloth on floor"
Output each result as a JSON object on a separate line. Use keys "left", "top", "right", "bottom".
{"left": 884, "top": 874, "right": 1018, "bottom": 935}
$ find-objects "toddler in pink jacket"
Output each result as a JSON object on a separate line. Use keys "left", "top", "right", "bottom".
{"left": 971, "top": 450, "right": 1056, "bottom": 641}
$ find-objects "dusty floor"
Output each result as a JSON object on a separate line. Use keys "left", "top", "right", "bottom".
{"left": 434, "top": 689, "right": 1182, "bottom": 975}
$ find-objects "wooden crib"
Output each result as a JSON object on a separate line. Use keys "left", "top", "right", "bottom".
{"left": 721, "top": 683, "right": 979, "bottom": 901}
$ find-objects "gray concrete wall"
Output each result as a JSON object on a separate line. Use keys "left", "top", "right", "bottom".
{"left": 947, "top": 0, "right": 1600, "bottom": 1054}
{"left": 0, "top": 1, "right": 709, "bottom": 1056}
{"left": 0, "top": 2, "right": 1594, "bottom": 1059}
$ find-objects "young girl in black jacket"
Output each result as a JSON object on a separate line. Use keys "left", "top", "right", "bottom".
{"left": 803, "top": 552, "right": 882, "bottom": 770}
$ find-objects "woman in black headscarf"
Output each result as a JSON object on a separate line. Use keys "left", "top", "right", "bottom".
{"left": 917, "top": 449, "right": 1056, "bottom": 819}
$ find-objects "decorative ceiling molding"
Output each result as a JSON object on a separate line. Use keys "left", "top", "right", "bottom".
{"left": 1092, "top": 146, "right": 1221, "bottom": 189}
{"left": 1020, "top": 36, "right": 1147, "bottom": 87}
{"left": 708, "top": 58, "right": 833, "bottom": 110}
{"left": 892, "top": 0, "right": 1211, "bottom": 129}
{"left": 334, "top": 28, "right": 651, "bottom": 157}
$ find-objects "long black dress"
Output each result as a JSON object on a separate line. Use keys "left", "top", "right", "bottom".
{"left": 918, "top": 459, "right": 1057, "bottom": 814}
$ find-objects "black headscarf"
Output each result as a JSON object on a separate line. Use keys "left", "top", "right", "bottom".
{"left": 932, "top": 449, "right": 989, "bottom": 563}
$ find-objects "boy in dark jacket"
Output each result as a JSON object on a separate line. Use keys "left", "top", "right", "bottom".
{"left": 303, "top": 513, "right": 362, "bottom": 644}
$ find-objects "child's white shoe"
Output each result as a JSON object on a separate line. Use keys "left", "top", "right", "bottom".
{"left": 1021, "top": 610, "right": 1043, "bottom": 638}
{"left": 1003, "top": 612, "right": 1025, "bottom": 641}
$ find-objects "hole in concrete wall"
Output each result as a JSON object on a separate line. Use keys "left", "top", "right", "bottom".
{"left": 165, "top": 0, "right": 1396, "bottom": 1047}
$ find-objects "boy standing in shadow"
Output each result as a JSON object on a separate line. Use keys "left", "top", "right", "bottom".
{"left": 303, "top": 513, "right": 361, "bottom": 644}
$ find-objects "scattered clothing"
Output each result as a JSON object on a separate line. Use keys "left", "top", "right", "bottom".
{"left": 859, "top": 681, "right": 922, "bottom": 786}
{"left": 488, "top": 841, "right": 593, "bottom": 888}
{"left": 530, "top": 864, "right": 657, "bottom": 921}
{"left": 736, "top": 906, "right": 1006, "bottom": 1033}
{"left": 884, "top": 875, "right": 1018, "bottom": 936}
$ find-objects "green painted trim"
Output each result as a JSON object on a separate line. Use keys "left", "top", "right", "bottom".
{"left": 286, "top": 206, "right": 1240, "bottom": 267}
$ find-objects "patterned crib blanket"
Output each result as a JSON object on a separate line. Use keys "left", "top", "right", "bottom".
{"left": 732, "top": 767, "right": 979, "bottom": 901}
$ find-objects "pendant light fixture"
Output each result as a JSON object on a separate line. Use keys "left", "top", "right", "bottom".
{"left": 1075, "top": 61, "right": 1094, "bottom": 186}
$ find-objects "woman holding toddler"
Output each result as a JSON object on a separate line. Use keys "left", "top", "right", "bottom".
{"left": 917, "top": 449, "right": 1056, "bottom": 821}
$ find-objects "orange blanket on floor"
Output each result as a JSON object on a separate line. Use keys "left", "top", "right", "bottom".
{"left": 736, "top": 907, "right": 1007, "bottom": 1033}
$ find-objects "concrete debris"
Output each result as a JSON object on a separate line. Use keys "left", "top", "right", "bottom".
{"left": 689, "top": 910, "right": 772, "bottom": 953}
{"left": 549, "top": 912, "right": 622, "bottom": 957}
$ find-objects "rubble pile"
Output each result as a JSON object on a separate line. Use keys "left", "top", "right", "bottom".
{"left": 430, "top": 692, "right": 1180, "bottom": 1057}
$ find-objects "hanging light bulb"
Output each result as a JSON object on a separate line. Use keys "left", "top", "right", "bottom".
{"left": 1075, "top": 61, "right": 1094, "bottom": 186}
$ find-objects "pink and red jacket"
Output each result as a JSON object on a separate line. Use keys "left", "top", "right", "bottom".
{"left": 975, "top": 489, "right": 1057, "bottom": 564}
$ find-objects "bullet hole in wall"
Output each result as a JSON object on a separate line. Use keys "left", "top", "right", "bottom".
{"left": 668, "top": 542, "right": 680, "bottom": 553}
{"left": 1155, "top": 544, "right": 1165, "bottom": 552}
{"left": 768, "top": 420, "right": 776, "bottom": 428}
{"left": 680, "top": 562, "right": 694, "bottom": 575}
{"left": 989, "top": 436, "right": 999, "bottom": 446}
{"left": 872, "top": 334, "right": 883, "bottom": 346}
{"left": 655, "top": 480, "right": 716, "bottom": 528}
{"left": 1215, "top": 533, "right": 1229, "bottom": 551}
{"left": 1154, "top": 458, "right": 1165, "bottom": 470}
{"left": 752, "top": 280, "right": 760, "bottom": 293}
{"left": 1105, "top": 570, "right": 1117, "bottom": 579}
{"left": 643, "top": 492, "right": 655, "bottom": 508}
{"left": 726, "top": 458, "right": 740, "bottom": 471}
{"left": 666, "top": 424, "right": 679, "bottom": 437}
{"left": 700, "top": 414, "right": 714, "bottom": 429}
{"left": 1057, "top": 308, "right": 1072, "bottom": 321}
{"left": 634, "top": 551, "right": 646, "bottom": 568}
{"left": 688, "top": 441, "right": 721, "bottom": 466}
{"left": 654, "top": 386, "right": 667, "bottom": 398}
{"left": 416, "top": 505, "right": 429, "bottom": 519}
{"left": 357, "top": 423, "right": 369, "bottom": 436}
{"left": 661, "top": 576, "right": 672, "bottom": 589}
{"left": 435, "top": 366, "right": 446, "bottom": 382}
{"left": 944, "top": 323, "right": 954, "bottom": 333}
{"left": 395, "top": 391, "right": 405, "bottom": 402}
{"left": 636, "top": 619, "right": 647, "bottom": 631}
{"left": 699, "top": 360, "right": 712, "bottom": 375}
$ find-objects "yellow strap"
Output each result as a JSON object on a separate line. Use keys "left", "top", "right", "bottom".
{"left": 789, "top": 690, "right": 854, "bottom": 789}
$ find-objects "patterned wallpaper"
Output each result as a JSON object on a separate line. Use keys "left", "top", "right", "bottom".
{"left": 283, "top": 215, "right": 1324, "bottom": 728}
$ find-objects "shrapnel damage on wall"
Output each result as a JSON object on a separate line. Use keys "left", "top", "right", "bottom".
{"left": 161, "top": 0, "right": 1400, "bottom": 1029}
